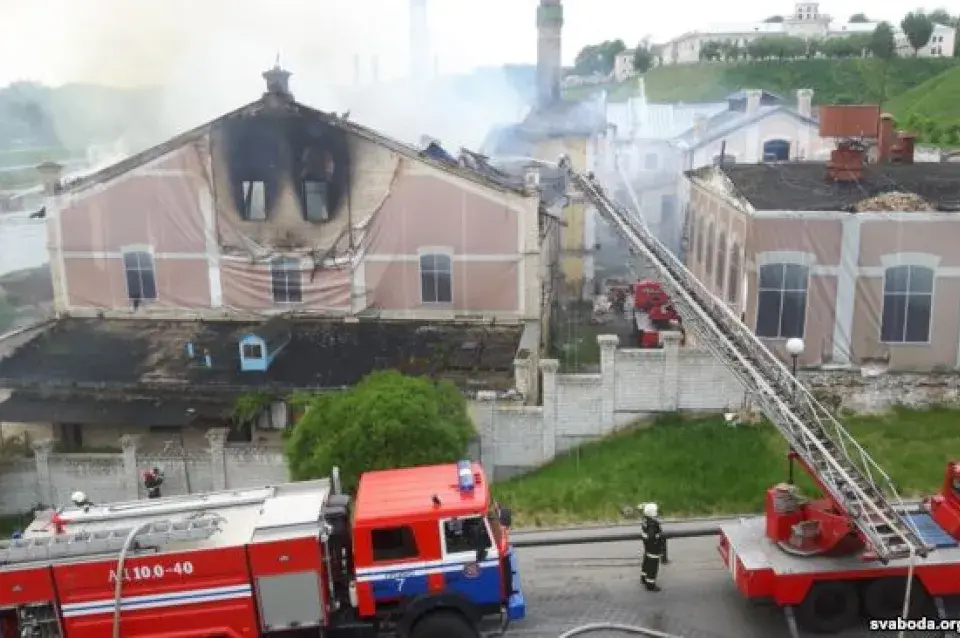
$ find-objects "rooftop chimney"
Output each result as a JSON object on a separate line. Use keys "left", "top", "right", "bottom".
{"left": 827, "top": 140, "right": 864, "bottom": 182}
{"left": 536, "top": 0, "right": 563, "bottom": 107}
{"left": 796, "top": 88, "right": 813, "bottom": 119}
{"left": 877, "top": 113, "right": 895, "bottom": 164}
{"left": 263, "top": 61, "right": 292, "bottom": 99}
{"left": 745, "top": 89, "right": 762, "bottom": 114}
{"left": 36, "top": 161, "right": 63, "bottom": 196}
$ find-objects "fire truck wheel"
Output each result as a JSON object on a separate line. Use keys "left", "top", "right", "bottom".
{"left": 796, "top": 581, "right": 860, "bottom": 634}
{"left": 409, "top": 610, "right": 478, "bottom": 638}
{"left": 862, "top": 577, "right": 930, "bottom": 620}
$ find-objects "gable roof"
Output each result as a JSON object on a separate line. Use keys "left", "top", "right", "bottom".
{"left": 60, "top": 94, "right": 528, "bottom": 197}
{"left": 676, "top": 105, "right": 818, "bottom": 150}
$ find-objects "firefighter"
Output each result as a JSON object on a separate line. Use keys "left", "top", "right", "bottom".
{"left": 143, "top": 467, "right": 164, "bottom": 499}
{"left": 639, "top": 502, "right": 667, "bottom": 592}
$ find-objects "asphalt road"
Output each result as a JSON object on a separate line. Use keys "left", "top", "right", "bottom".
{"left": 508, "top": 535, "right": 955, "bottom": 638}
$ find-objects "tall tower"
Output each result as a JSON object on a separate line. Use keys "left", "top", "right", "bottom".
{"left": 536, "top": 0, "right": 563, "bottom": 107}
{"left": 410, "top": 0, "right": 430, "bottom": 83}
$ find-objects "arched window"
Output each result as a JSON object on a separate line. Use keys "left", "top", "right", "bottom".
{"left": 705, "top": 223, "right": 715, "bottom": 276}
{"left": 695, "top": 216, "right": 705, "bottom": 263}
{"left": 688, "top": 212, "right": 698, "bottom": 260}
{"left": 756, "top": 263, "right": 808, "bottom": 338}
{"left": 727, "top": 243, "right": 741, "bottom": 303}
{"left": 715, "top": 232, "right": 727, "bottom": 289}
{"left": 880, "top": 265, "right": 933, "bottom": 343}
{"left": 123, "top": 251, "right": 157, "bottom": 302}
{"left": 420, "top": 253, "right": 453, "bottom": 303}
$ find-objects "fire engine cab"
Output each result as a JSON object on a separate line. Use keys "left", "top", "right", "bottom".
{"left": 632, "top": 280, "right": 683, "bottom": 348}
{"left": 0, "top": 460, "right": 524, "bottom": 637}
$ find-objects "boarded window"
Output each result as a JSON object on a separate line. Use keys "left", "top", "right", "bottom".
{"left": 727, "top": 243, "right": 741, "bottom": 303}
{"left": 704, "top": 223, "right": 715, "bottom": 276}
{"left": 715, "top": 232, "right": 727, "bottom": 289}
{"left": 756, "top": 263, "right": 808, "bottom": 338}
{"left": 881, "top": 265, "right": 933, "bottom": 343}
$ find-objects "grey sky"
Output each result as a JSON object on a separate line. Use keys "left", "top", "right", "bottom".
{"left": 1, "top": 0, "right": 949, "bottom": 87}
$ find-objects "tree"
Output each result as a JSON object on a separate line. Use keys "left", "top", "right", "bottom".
{"left": 927, "top": 9, "right": 954, "bottom": 25}
{"left": 901, "top": 11, "right": 934, "bottom": 54}
{"left": 747, "top": 36, "right": 806, "bottom": 61}
{"left": 764, "top": 15, "right": 784, "bottom": 23}
{"left": 633, "top": 43, "right": 655, "bottom": 73}
{"left": 720, "top": 40, "right": 742, "bottom": 62}
{"left": 284, "top": 371, "right": 476, "bottom": 492}
{"left": 573, "top": 39, "right": 627, "bottom": 76}
{"left": 870, "top": 22, "right": 896, "bottom": 60}
{"left": 820, "top": 34, "right": 870, "bottom": 57}
{"left": 849, "top": 13, "right": 870, "bottom": 23}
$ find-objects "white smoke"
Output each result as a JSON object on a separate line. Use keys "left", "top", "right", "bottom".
{"left": 10, "top": 0, "right": 533, "bottom": 156}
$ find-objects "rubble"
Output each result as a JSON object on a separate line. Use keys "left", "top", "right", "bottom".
{"left": 852, "top": 191, "right": 934, "bottom": 212}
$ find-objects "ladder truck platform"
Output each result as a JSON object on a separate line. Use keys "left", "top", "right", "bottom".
{"left": 557, "top": 159, "right": 960, "bottom": 636}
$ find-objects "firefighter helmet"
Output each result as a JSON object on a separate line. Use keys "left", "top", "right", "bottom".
{"left": 643, "top": 503, "right": 658, "bottom": 518}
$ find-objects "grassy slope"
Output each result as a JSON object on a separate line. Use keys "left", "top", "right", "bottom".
{"left": 886, "top": 65, "right": 960, "bottom": 120}
{"left": 564, "top": 58, "right": 957, "bottom": 105}
{"left": 493, "top": 408, "right": 960, "bottom": 527}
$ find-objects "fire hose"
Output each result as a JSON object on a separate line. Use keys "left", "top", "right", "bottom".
{"left": 557, "top": 624, "right": 682, "bottom": 637}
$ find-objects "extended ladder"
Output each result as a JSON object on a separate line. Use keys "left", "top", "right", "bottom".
{"left": 0, "top": 514, "right": 224, "bottom": 565}
{"left": 564, "top": 163, "right": 928, "bottom": 562}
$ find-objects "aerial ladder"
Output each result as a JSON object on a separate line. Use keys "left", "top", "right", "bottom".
{"left": 558, "top": 157, "right": 929, "bottom": 564}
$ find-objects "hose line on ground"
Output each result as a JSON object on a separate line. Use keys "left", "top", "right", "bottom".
{"left": 558, "top": 623, "right": 683, "bottom": 637}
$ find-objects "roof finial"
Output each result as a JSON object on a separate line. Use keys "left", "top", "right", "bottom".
{"left": 263, "top": 57, "right": 293, "bottom": 99}
{"left": 274, "top": 52, "right": 281, "bottom": 69}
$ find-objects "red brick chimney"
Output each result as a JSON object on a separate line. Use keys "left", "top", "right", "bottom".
{"left": 896, "top": 133, "right": 916, "bottom": 164}
{"left": 877, "top": 113, "right": 895, "bottom": 164}
{"left": 827, "top": 140, "right": 864, "bottom": 182}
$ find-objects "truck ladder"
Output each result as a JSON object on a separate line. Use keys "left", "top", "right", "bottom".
{"left": 0, "top": 514, "right": 224, "bottom": 565}
{"left": 564, "top": 163, "right": 928, "bottom": 562}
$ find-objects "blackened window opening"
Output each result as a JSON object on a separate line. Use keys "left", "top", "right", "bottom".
{"left": 123, "top": 251, "right": 157, "bottom": 302}
{"left": 241, "top": 181, "right": 267, "bottom": 220}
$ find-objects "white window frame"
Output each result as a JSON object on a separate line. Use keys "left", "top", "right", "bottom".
{"left": 755, "top": 261, "right": 810, "bottom": 340}
{"left": 879, "top": 265, "right": 935, "bottom": 345}
{"left": 121, "top": 246, "right": 158, "bottom": 302}
{"left": 270, "top": 257, "right": 303, "bottom": 305}
{"left": 418, "top": 249, "right": 453, "bottom": 305}
{"left": 302, "top": 180, "right": 329, "bottom": 222}
{"left": 438, "top": 515, "right": 499, "bottom": 563}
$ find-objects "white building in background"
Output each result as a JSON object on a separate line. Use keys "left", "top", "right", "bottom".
{"left": 635, "top": 2, "right": 957, "bottom": 68}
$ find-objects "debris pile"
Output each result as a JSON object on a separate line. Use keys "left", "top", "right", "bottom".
{"left": 853, "top": 191, "right": 934, "bottom": 212}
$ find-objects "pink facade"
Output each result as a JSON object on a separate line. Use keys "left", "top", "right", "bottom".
{"left": 51, "top": 129, "right": 532, "bottom": 319}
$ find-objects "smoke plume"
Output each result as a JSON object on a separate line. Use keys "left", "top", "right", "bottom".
{"left": 10, "top": 0, "right": 532, "bottom": 155}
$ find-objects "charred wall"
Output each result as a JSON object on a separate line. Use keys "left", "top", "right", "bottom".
{"left": 211, "top": 111, "right": 352, "bottom": 253}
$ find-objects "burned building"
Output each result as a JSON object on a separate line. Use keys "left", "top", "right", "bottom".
{"left": 0, "top": 65, "right": 559, "bottom": 450}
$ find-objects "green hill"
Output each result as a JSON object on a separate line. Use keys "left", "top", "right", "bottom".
{"left": 565, "top": 58, "right": 957, "bottom": 105}
{"left": 887, "top": 65, "right": 960, "bottom": 121}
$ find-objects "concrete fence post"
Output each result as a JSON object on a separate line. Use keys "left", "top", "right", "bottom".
{"left": 475, "top": 391, "right": 499, "bottom": 472}
{"left": 662, "top": 332, "right": 683, "bottom": 411}
{"left": 32, "top": 439, "right": 54, "bottom": 507}
{"left": 597, "top": 334, "right": 619, "bottom": 431}
{"left": 119, "top": 434, "right": 141, "bottom": 500}
{"left": 206, "top": 428, "right": 230, "bottom": 491}
{"left": 539, "top": 359, "right": 559, "bottom": 463}
{"left": 513, "top": 357, "right": 531, "bottom": 400}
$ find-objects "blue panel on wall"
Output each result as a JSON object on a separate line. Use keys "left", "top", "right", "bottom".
{"left": 239, "top": 335, "right": 268, "bottom": 372}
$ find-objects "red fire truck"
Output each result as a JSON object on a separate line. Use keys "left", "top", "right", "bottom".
{"left": 0, "top": 460, "right": 524, "bottom": 637}
{"left": 719, "top": 458, "right": 960, "bottom": 634}
{"left": 632, "top": 280, "right": 683, "bottom": 348}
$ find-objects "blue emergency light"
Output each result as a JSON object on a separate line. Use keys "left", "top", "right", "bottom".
{"left": 457, "top": 460, "right": 475, "bottom": 491}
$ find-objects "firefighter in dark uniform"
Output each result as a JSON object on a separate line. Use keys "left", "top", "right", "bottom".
{"left": 639, "top": 502, "right": 667, "bottom": 591}
{"left": 143, "top": 467, "right": 164, "bottom": 499}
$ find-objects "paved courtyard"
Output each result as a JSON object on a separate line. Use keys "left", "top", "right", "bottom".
{"left": 509, "top": 535, "right": 954, "bottom": 637}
